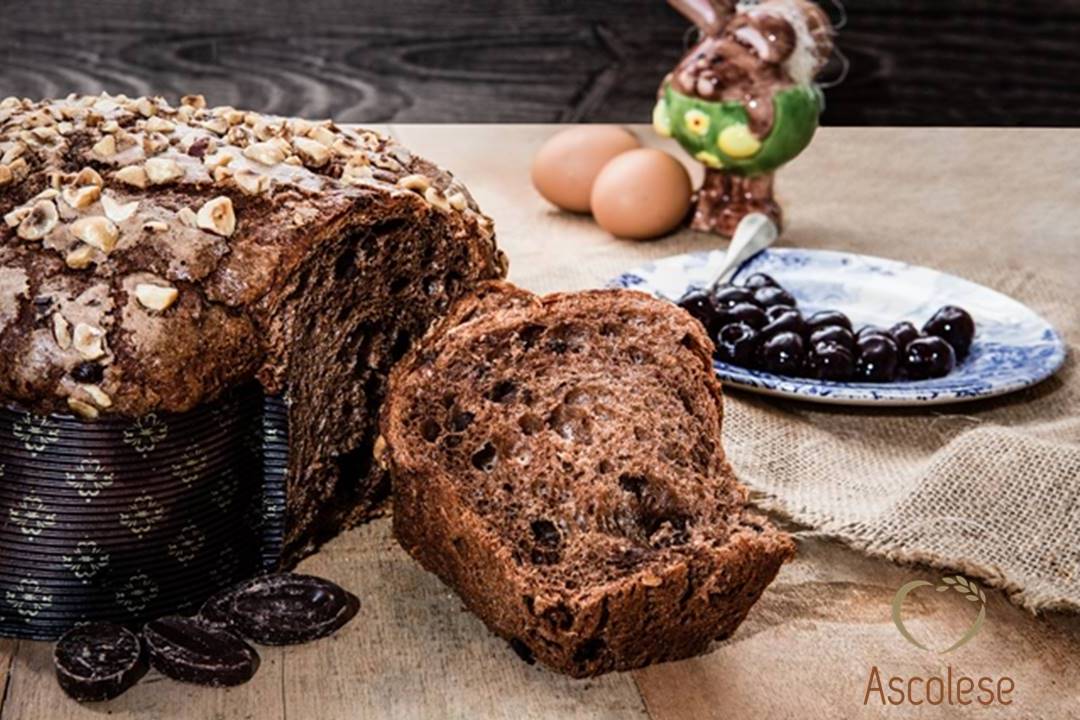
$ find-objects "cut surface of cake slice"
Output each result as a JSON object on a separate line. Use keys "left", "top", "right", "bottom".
{"left": 381, "top": 282, "right": 794, "bottom": 677}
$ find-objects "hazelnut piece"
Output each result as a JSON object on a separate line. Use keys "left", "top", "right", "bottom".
{"left": 196, "top": 196, "right": 236, "bottom": 237}
{"left": 134, "top": 283, "right": 179, "bottom": 312}
{"left": 71, "top": 216, "right": 120, "bottom": 253}
{"left": 145, "top": 157, "right": 183, "bottom": 185}
{"left": 17, "top": 200, "right": 59, "bottom": 240}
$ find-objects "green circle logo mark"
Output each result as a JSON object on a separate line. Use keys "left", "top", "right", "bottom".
{"left": 891, "top": 575, "right": 987, "bottom": 654}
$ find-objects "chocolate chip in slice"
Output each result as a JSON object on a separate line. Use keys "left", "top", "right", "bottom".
{"left": 54, "top": 622, "right": 147, "bottom": 703}
{"left": 226, "top": 573, "right": 360, "bottom": 646}
{"left": 143, "top": 616, "right": 259, "bottom": 687}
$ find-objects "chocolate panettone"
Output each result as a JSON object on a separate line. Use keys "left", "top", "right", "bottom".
{"left": 0, "top": 93, "right": 506, "bottom": 564}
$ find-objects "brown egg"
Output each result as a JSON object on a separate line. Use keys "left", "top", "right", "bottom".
{"left": 590, "top": 149, "right": 692, "bottom": 240}
{"left": 531, "top": 126, "right": 640, "bottom": 213}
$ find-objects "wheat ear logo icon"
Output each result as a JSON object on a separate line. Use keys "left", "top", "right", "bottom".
{"left": 891, "top": 574, "right": 987, "bottom": 654}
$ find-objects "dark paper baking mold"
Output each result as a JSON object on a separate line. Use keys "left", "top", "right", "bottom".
{"left": 0, "top": 385, "right": 288, "bottom": 640}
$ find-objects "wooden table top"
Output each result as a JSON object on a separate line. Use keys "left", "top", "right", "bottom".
{"left": 2, "top": 125, "right": 1077, "bottom": 719}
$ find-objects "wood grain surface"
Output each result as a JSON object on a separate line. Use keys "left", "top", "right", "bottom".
{"left": 0, "top": 124, "right": 1078, "bottom": 718}
{"left": 1, "top": 0, "right": 1079, "bottom": 125}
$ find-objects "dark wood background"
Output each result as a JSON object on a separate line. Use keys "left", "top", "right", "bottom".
{"left": 1, "top": 0, "right": 1077, "bottom": 125}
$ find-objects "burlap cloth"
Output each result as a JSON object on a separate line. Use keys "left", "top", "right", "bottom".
{"left": 493, "top": 126, "right": 1080, "bottom": 614}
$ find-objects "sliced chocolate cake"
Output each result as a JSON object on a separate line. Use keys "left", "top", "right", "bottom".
{"left": 381, "top": 282, "right": 794, "bottom": 677}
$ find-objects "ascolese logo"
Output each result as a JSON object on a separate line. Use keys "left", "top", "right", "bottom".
{"left": 891, "top": 574, "right": 986, "bottom": 653}
{"left": 863, "top": 573, "right": 1015, "bottom": 707}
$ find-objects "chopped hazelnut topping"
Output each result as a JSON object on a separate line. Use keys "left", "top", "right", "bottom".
{"left": 181, "top": 94, "right": 207, "bottom": 109}
{"left": 233, "top": 171, "right": 270, "bottom": 196}
{"left": 198, "top": 117, "right": 229, "bottom": 136}
{"left": 72, "top": 323, "right": 106, "bottom": 360}
{"left": 74, "top": 167, "right": 104, "bottom": 187}
{"left": 17, "top": 200, "right": 59, "bottom": 241}
{"left": 144, "top": 157, "right": 183, "bottom": 185}
{"left": 101, "top": 194, "right": 139, "bottom": 223}
{"left": 223, "top": 109, "right": 245, "bottom": 126}
{"left": 196, "top": 196, "right": 236, "bottom": 237}
{"left": 71, "top": 216, "right": 120, "bottom": 253}
{"left": 114, "top": 165, "right": 149, "bottom": 189}
{"left": 243, "top": 141, "right": 286, "bottom": 165}
{"left": 62, "top": 184, "right": 101, "bottom": 210}
{"left": 67, "top": 396, "right": 99, "bottom": 420}
{"left": 397, "top": 174, "right": 431, "bottom": 192}
{"left": 135, "top": 283, "right": 179, "bottom": 311}
{"left": 308, "top": 125, "right": 336, "bottom": 147}
{"left": 7, "top": 157, "right": 29, "bottom": 182}
{"left": 142, "top": 220, "right": 168, "bottom": 232}
{"left": 1, "top": 142, "right": 25, "bottom": 165}
{"left": 424, "top": 186, "right": 451, "bottom": 213}
{"left": 52, "top": 313, "right": 72, "bottom": 349}
{"left": 4, "top": 206, "right": 29, "bottom": 228}
{"left": 144, "top": 116, "right": 175, "bottom": 133}
{"left": 82, "top": 384, "right": 113, "bottom": 408}
{"left": 203, "top": 151, "right": 234, "bottom": 170}
{"left": 65, "top": 244, "right": 97, "bottom": 270}
{"left": 92, "top": 134, "right": 117, "bottom": 157}
{"left": 447, "top": 191, "right": 468, "bottom": 211}
{"left": 135, "top": 97, "right": 157, "bottom": 118}
{"left": 341, "top": 163, "right": 374, "bottom": 185}
{"left": 177, "top": 207, "right": 198, "bottom": 227}
{"left": 142, "top": 132, "right": 170, "bottom": 156}
{"left": 0, "top": 165, "right": 13, "bottom": 187}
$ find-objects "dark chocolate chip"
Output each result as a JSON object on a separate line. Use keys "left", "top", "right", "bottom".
{"left": 143, "top": 616, "right": 260, "bottom": 687}
{"left": 54, "top": 623, "right": 147, "bottom": 703}
{"left": 221, "top": 574, "right": 360, "bottom": 646}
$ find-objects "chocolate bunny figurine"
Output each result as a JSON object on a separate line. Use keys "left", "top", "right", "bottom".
{"left": 656, "top": 0, "right": 834, "bottom": 236}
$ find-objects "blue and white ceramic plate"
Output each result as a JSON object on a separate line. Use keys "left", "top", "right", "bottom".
{"left": 609, "top": 248, "right": 1067, "bottom": 406}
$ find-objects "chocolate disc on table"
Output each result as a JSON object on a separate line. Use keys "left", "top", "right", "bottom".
{"left": 198, "top": 588, "right": 237, "bottom": 631}
{"left": 143, "top": 616, "right": 260, "bottom": 687}
{"left": 219, "top": 574, "right": 359, "bottom": 645}
{"left": 54, "top": 623, "right": 147, "bottom": 702}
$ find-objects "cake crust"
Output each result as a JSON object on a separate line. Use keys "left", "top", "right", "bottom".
{"left": 382, "top": 282, "right": 794, "bottom": 677}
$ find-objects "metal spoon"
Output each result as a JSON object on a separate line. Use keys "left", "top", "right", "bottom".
{"left": 708, "top": 212, "right": 779, "bottom": 292}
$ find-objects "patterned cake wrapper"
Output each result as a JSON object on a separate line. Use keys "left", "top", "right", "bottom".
{"left": 0, "top": 385, "right": 288, "bottom": 640}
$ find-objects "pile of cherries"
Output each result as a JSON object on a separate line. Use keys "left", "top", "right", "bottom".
{"left": 678, "top": 273, "right": 976, "bottom": 382}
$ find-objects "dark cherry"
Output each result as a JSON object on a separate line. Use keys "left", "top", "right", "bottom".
{"left": 856, "top": 325, "right": 888, "bottom": 342}
{"left": 805, "top": 310, "right": 853, "bottom": 333}
{"left": 759, "top": 331, "right": 804, "bottom": 375}
{"left": 677, "top": 291, "right": 720, "bottom": 333}
{"left": 809, "top": 325, "right": 855, "bottom": 350}
{"left": 70, "top": 361, "right": 105, "bottom": 384}
{"left": 761, "top": 308, "right": 804, "bottom": 338}
{"left": 888, "top": 321, "right": 920, "bottom": 352}
{"left": 807, "top": 340, "right": 855, "bottom": 381}
{"left": 714, "top": 322, "right": 760, "bottom": 366}
{"left": 753, "top": 285, "right": 796, "bottom": 308}
{"left": 903, "top": 336, "right": 956, "bottom": 379}
{"left": 712, "top": 286, "right": 757, "bottom": 310}
{"left": 721, "top": 302, "right": 767, "bottom": 330}
{"left": 855, "top": 334, "right": 899, "bottom": 382}
{"left": 741, "top": 272, "right": 779, "bottom": 290}
{"left": 922, "top": 305, "right": 976, "bottom": 359}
